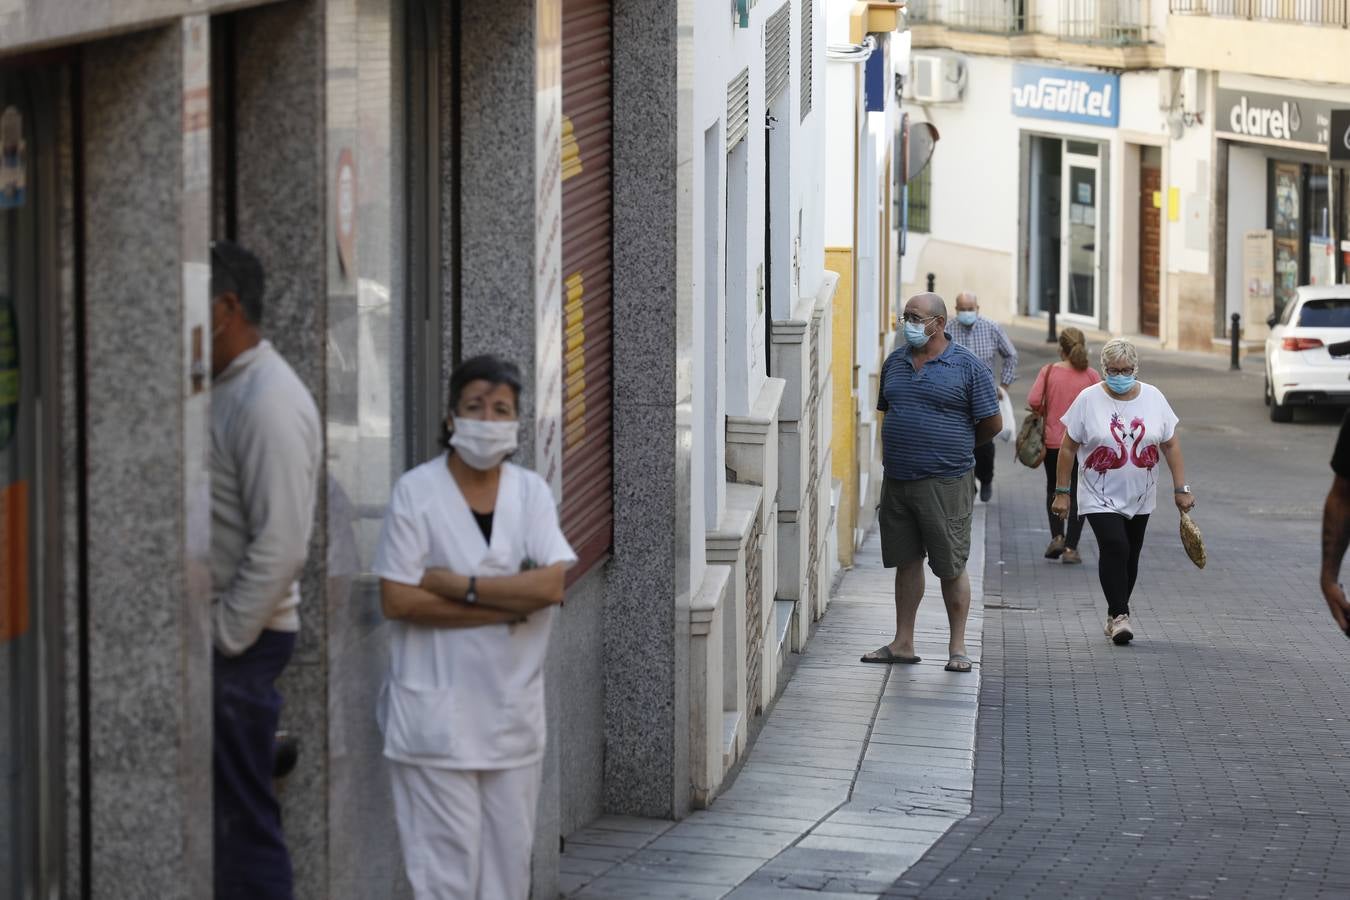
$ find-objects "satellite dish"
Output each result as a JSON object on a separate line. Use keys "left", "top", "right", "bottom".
{"left": 903, "top": 119, "right": 940, "bottom": 184}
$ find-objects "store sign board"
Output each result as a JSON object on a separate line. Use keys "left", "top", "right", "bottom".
{"left": 1216, "top": 88, "right": 1332, "bottom": 148}
{"left": 1010, "top": 65, "right": 1119, "bottom": 127}
{"left": 1330, "top": 110, "right": 1350, "bottom": 162}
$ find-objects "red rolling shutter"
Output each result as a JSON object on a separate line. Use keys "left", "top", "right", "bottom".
{"left": 560, "top": 0, "right": 614, "bottom": 580}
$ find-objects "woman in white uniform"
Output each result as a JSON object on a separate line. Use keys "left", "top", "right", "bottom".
{"left": 373, "top": 355, "right": 576, "bottom": 900}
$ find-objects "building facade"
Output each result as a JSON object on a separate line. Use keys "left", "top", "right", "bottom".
{"left": 895, "top": 0, "right": 1350, "bottom": 354}
{"left": 0, "top": 0, "right": 840, "bottom": 897}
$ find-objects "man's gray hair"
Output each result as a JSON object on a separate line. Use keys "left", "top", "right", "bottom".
{"left": 907, "top": 292, "right": 948, "bottom": 319}
{"left": 1100, "top": 338, "right": 1139, "bottom": 372}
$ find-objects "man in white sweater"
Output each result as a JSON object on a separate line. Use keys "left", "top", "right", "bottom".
{"left": 209, "top": 240, "right": 321, "bottom": 900}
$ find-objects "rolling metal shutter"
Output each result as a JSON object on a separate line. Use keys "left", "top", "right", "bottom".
{"left": 560, "top": 0, "right": 614, "bottom": 580}
{"left": 800, "top": 0, "right": 813, "bottom": 119}
{"left": 727, "top": 68, "right": 750, "bottom": 151}
{"left": 765, "top": 3, "right": 791, "bottom": 104}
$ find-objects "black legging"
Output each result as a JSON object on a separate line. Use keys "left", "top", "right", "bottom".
{"left": 1085, "top": 513, "right": 1150, "bottom": 618}
{"left": 1043, "top": 449, "right": 1084, "bottom": 549}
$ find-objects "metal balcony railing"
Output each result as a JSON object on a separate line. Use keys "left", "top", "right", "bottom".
{"left": 1060, "top": 0, "right": 1153, "bottom": 41}
{"left": 1170, "top": 0, "right": 1348, "bottom": 25}
{"left": 904, "top": 0, "right": 1029, "bottom": 31}
{"left": 905, "top": 0, "right": 941, "bottom": 22}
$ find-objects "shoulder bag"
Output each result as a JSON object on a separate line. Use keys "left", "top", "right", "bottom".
{"left": 1015, "top": 364, "right": 1052, "bottom": 469}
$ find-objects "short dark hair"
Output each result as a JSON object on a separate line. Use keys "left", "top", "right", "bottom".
{"left": 439, "top": 354, "right": 524, "bottom": 449}
{"left": 210, "top": 240, "right": 265, "bottom": 325}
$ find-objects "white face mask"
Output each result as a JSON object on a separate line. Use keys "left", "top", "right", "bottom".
{"left": 448, "top": 418, "right": 519, "bottom": 470}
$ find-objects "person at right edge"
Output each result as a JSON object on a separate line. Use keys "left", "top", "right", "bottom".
{"left": 1026, "top": 327, "right": 1100, "bottom": 565}
{"left": 861, "top": 292, "right": 1001, "bottom": 674}
{"left": 1052, "top": 339, "right": 1194, "bottom": 645}
{"left": 210, "top": 240, "right": 323, "bottom": 900}
{"left": 1318, "top": 410, "right": 1350, "bottom": 635}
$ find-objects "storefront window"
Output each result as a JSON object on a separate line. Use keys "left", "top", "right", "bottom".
{"left": 1269, "top": 159, "right": 1340, "bottom": 305}
{"left": 1271, "top": 161, "right": 1301, "bottom": 312}
{"left": 1340, "top": 169, "right": 1350, "bottom": 283}
{"left": 0, "top": 68, "right": 60, "bottom": 900}
{"left": 1308, "top": 167, "right": 1334, "bottom": 286}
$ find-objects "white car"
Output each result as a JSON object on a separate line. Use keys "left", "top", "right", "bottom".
{"left": 1264, "top": 285, "right": 1350, "bottom": 422}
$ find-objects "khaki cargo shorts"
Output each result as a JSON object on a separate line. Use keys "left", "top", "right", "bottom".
{"left": 878, "top": 472, "right": 976, "bottom": 580}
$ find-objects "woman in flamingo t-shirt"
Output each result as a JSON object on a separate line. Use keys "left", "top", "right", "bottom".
{"left": 1026, "top": 328, "right": 1100, "bottom": 565}
{"left": 1053, "top": 339, "right": 1196, "bottom": 646}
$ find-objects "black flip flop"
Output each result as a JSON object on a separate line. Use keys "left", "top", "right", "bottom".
{"left": 860, "top": 646, "right": 921, "bottom": 665}
{"left": 944, "top": 654, "right": 973, "bottom": 673}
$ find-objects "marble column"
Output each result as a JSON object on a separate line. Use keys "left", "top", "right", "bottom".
{"left": 231, "top": 0, "right": 331, "bottom": 895}
{"left": 79, "top": 18, "right": 214, "bottom": 899}
{"left": 607, "top": 0, "right": 689, "bottom": 819}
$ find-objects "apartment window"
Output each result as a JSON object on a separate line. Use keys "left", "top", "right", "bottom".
{"left": 906, "top": 165, "right": 932, "bottom": 235}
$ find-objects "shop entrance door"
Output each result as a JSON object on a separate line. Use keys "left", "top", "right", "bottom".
{"left": 1062, "top": 143, "right": 1102, "bottom": 322}
{"left": 1029, "top": 137, "right": 1103, "bottom": 324}
{"left": 0, "top": 68, "right": 61, "bottom": 900}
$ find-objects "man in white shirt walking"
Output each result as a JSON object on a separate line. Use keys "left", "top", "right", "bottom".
{"left": 950, "top": 292, "right": 1018, "bottom": 502}
{"left": 209, "top": 240, "right": 322, "bottom": 900}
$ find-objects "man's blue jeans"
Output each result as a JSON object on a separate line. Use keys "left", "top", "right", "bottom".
{"left": 214, "top": 629, "right": 295, "bottom": 900}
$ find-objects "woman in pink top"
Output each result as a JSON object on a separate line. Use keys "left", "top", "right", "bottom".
{"left": 1026, "top": 328, "right": 1101, "bottom": 564}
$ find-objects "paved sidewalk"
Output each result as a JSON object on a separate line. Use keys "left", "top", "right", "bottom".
{"left": 559, "top": 506, "right": 990, "bottom": 899}
{"left": 885, "top": 341, "right": 1350, "bottom": 899}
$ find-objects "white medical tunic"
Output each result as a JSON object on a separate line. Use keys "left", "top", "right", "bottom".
{"left": 372, "top": 456, "right": 576, "bottom": 770}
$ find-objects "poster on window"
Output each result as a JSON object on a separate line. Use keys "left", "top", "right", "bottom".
{"left": 1310, "top": 235, "right": 1336, "bottom": 285}
{"left": 1242, "top": 230, "right": 1274, "bottom": 340}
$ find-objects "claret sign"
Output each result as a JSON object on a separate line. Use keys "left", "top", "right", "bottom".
{"left": 1217, "top": 88, "right": 1333, "bottom": 149}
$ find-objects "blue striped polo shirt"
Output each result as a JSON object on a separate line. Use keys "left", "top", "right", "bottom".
{"left": 876, "top": 336, "right": 1001, "bottom": 481}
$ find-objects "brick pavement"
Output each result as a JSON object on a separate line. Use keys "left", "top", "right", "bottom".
{"left": 886, "top": 335, "right": 1350, "bottom": 899}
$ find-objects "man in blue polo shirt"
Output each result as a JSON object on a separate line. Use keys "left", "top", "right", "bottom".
{"left": 861, "top": 292, "right": 1001, "bottom": 674}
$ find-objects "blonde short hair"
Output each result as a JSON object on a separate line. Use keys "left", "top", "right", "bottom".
{"left": 1100, "top": 338, "right": 1139, "bottom": 372}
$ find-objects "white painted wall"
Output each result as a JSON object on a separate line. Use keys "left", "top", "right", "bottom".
{"left": 686, "top": 0, "right": 829, "bottom": 582}
{"left": 824, "top": 0, "right": 859, "bottom": 249}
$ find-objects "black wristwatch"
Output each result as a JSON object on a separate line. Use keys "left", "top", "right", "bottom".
{"left": 465, "top": 576, "right": 479, "bottom": 605}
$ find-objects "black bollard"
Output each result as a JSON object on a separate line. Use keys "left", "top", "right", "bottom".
{"left": 926, "top": 272, "right": 935, "bottom": 292}
{"left": 1230, "top": 312, "right": 1241, "bottom": 371}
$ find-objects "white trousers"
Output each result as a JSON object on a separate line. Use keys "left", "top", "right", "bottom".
{"left": 389, "top": 760, "right": 543, "bottom": 900}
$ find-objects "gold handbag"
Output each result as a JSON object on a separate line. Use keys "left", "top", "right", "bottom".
{"left": 1179, "top": 511, "right": 1206, "bottom": 569}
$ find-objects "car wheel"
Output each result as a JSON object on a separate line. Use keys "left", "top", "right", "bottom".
{"left": 1264, "top": 374, "right": 1272, "bottom": 406}
{"left": 1270, "top": 393, "right": 1294, "bottom": 423}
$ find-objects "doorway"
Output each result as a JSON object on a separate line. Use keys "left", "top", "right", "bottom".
{"left": 1028, "top": 136, "right": 1104, "bottom": 325}
{"left": 1139, "top": 147, "right": 1161, "bottom": 337}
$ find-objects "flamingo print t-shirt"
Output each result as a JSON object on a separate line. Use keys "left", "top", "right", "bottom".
{"left": 1061, "top": 382, "right": 1179, "bottom": 518}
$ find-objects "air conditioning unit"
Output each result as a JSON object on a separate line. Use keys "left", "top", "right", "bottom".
{"left": 906, "top": 53, "right": 964, "bottom": 104}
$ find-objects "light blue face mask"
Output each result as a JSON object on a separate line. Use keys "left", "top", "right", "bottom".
{"left": 956, "top": 311, "right": 978, "bottom": 327}
{"left": 903, "top": 321, "right": 932, "bottom": 348}
{"left": 1106, "top": 373, "right": 1137, "bottom": 394}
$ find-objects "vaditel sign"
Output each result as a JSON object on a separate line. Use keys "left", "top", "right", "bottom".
{"left": 1011, "top": 64, "right": 1119, "bottom": 128}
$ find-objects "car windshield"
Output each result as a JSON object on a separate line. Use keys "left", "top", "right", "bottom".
{"left": 1298, "top": 298, "right": 1350, "bottom": 327}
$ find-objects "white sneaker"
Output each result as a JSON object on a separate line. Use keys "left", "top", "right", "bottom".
{"left": 1108, "top": 614, "right": 1133, "bottom": 645}
{"left": 1104, "top": 615, "right": 1114, "bottom": 637}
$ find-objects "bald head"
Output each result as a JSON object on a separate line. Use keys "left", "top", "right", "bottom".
{"left": 905, "top": 292, "right": 947, "bottom": 320}
{"left": 955, "top": 292, "right": 978, "bottom": 313}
